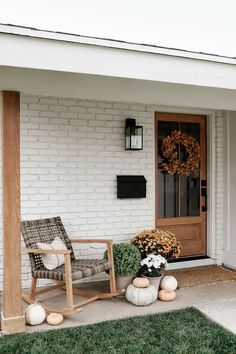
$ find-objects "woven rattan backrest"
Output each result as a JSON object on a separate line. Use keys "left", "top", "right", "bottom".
{"left": 21, "top": 216, "right": 75, "bottom": 271}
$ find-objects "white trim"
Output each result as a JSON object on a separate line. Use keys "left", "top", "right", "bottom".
{"left": 226, "top": 112, "right": 231, "bottom": 251}
{"left": 168, "top": 258, "right": 216, "bottom": 270}
{"left": 0, "top": 24, "right": 235, "bottom": 65}
{"left": 155, "top": 105, "right": 213, "bottom": 116}
{"left": 207, "top": 114, "right": 216, "bottom": 258}
{"left": 153, "top": 114, "right": 156, "bottom": 227}
{"left": 1, "top": 33, "right": 236, "bottom": 91}
{"left": 223, "top": 251, "right": 236, "bottom": 270}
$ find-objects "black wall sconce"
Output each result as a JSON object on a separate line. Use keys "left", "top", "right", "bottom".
{"left": 125, "top": 118, "right": 143, "bottom": 150}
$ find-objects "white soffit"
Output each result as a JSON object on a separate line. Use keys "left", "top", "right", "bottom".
{"left": 1, "top": 24, "right": 236, "bottom": 90}
{"left": 1, "top": 67, "right": 236, "bottom": 111}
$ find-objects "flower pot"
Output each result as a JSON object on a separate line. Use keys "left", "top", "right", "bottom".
{"left": 115, "top": 276, "right": 133, "bottom": 290}
{"left": 142, "top": 275, "right": 163, "bottom": 293}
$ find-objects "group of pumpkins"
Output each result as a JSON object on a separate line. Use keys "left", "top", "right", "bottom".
{"left": 125, "top": 275, "right": 178, "bottom": 306}
{"left": 25, "top": 277, "right": 178, "bottom": 325}
{"left": 25, "top": 302, "right": 64, "bottom": 326}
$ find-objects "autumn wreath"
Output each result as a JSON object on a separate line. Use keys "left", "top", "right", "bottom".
{"left": 161, "top": 130, "right": 200, "bottom": 176}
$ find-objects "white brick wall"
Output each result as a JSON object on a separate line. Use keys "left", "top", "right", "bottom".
{"left": 0, "top": 94, "right": 226, "bottom": 288}
{"left": 20, "top": 95, "right": 155, "bottom": 288}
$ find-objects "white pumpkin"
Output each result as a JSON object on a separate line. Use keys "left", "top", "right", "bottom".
{"left": 25, "top": 303, "right": 46, "bottom": 326}
{"left": 125, "top": 284, "right": 157, "bottom": 306}
{"left": 160, "top": 276, "right": 178, "bottom": 291}
{"left": 46, "top": 313, "right": 64, "bottom": 326}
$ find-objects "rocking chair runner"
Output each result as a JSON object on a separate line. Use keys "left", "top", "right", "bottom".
{"left": 21, "top": 216, "right": 120, "bottom": 315}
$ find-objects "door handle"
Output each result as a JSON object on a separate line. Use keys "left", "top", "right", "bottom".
{"left": 201, "top": 187, "right": 207, "bottom": 212}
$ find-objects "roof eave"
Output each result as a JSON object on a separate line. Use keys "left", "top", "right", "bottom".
{"left": 0, "top": 23, "right": 236, "bottom": 65}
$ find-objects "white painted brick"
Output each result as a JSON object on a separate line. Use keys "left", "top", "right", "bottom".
{"left": 113, "top": 103, "right": 129, "bottom": 109}
{"left": 78, "top": 101, "right": 96, "bottom": 107}
{"left": 59, "top": 112, "right": 77, "bottom": 119}
{"left": 87, "top": 107, "right": 104, "bottom": 114}
{"left": 40, "top": 97, "right": 58, "bottom": 105}
{"left": 21, "top": 96, "right": 39, "bottom": 103}
{"left": 40, "top": 111, "right": 59, "bottom": 118}
{"left": 49, "top": 105, "right": 68, "bottom": 112}
{"left": 59, "top": 99, "right": 77, "bottom": 106}
{"left": 97, "top": 102, "right": 113, "bottom": 109}
{"left": 69, "top": 106, "right": 86, "bottom": 113}
{"left": 29, "top": 103, "right": 48, "bottom": 111}
{"left": 96, "top": 114, "right": 111, "bottom": 121}
{"left": 104, "top": 108, "right": 121, "bottom": 115}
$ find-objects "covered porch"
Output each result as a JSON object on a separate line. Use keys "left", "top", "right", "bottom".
{"left": 1, "top": 24, "right": 236, "bottom": 333}
{"left": 4, "top": 277, "right": 236, "bottom": 335}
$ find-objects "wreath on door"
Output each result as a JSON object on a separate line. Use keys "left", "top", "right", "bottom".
{"left": 160, "top": 130, "right": 201, "bottom": 176}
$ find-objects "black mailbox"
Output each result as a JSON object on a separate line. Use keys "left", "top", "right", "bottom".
{"left": 117, "top": 175, "right": 147, "bottom": 198}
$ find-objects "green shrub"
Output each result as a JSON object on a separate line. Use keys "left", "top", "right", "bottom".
{"left": 104, "top": 243, "right": 141, "bottom": 277}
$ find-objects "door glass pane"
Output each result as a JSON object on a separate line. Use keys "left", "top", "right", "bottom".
{"left": 158, "top": 120, "right": 200, "bottom": 218}
{"left": 158, "top": 121, "right": 179, "bottom": 218}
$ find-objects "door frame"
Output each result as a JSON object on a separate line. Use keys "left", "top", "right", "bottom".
{"left": 153, "top": 108, "right": 216, "bottom": 260}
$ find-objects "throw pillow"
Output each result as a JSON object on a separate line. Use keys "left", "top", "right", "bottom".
{"left": 37, "top": 236, "right": 67, "bottom": 270}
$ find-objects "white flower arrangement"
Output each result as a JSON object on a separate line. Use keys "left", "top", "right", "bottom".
{"left": 141, "top": 254, "right": 168, "bottom": 277}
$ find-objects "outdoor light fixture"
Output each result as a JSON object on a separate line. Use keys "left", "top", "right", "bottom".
{"left": 125, "top": 118, "right": 143, "bottom": 150}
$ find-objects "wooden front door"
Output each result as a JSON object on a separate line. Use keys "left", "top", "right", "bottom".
{"left": 155, "top": 113, "right": 207, "bottom": 258}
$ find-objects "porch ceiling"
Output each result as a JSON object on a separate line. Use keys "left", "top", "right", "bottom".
{"left": 1, "top": 66, "right": 236, "bottom": 111}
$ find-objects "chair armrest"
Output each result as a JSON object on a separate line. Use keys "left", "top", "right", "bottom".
{"left": 22, "top": 248, "right": 71, "bottom": 255}
{"left": 69, "top": 239, "right": 113, "bottom": 244}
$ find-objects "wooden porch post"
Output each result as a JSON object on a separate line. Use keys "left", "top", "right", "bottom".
{"left": 1, "top": 91, "right": 25, "bottom": 333}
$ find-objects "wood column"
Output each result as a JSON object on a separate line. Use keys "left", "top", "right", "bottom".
{"left": 1, "top": 91, "right": 25, "bottom": 333}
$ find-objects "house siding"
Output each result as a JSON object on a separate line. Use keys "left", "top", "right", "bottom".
{"left": 214, "top": 113, "right": 225, "bottom": 264}
{"left": 0, "top": 94, "right": 2, "bottom": 285}
{"left": 0, "top": 95, "right": 226, "bottom": 288}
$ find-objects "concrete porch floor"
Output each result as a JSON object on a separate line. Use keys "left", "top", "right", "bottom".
{"left": 20, "top": 280, "right": 236, "bottom": 335}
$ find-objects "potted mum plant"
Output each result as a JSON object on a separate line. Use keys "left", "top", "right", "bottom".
{"left": 141, "top": 254, "right": 168, "bottom": 292}
{"left": 131, "top": 229, "right": 181, "bottom": 261}
{"left": 104, "top": 243, "right": 141, "bottom": 290}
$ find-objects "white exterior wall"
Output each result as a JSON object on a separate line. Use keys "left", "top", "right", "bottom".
{"left": 0, "top": 95, "right": 2, "bottom": 284}
{"left": 214, "top": 112, "right": 225, "bottom": 264}
{"left": 223, "top": 112, "right": 236, "bottom": 268}
{"left": 20, "top": 95, "right": 156, "bottom": 288}
{"left": 0, "top": 94, "right": 226, "bottom": 289}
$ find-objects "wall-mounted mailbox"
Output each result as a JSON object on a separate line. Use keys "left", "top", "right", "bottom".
{"left": 117, "top": 175, "right": 147, "bottom": 198}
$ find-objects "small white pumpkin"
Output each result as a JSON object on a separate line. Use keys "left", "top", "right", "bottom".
{"left": 160, "top": 276, "right": 178, "bottom": 291}
{"left": 125, "top": 284, "right": 157, "bottom": 306}
{"left": 46, "top": 313, "right": 64, "bottom": 326}
{"left": 25, "top": 303, "right": 46, "bottom": 326}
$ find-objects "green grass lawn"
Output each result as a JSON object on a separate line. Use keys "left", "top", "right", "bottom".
{"left": 0, "top": 307, "right": 236, "bottom": 354}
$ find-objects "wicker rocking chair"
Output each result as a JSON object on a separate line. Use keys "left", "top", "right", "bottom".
{"left": 21, "top": 217, "right": 120, "bottom": 315}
